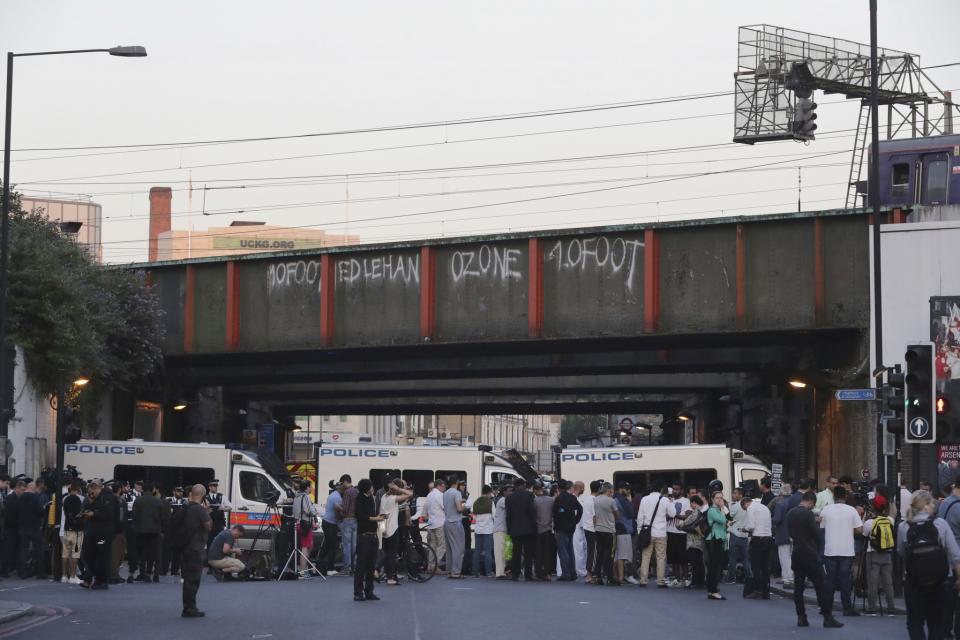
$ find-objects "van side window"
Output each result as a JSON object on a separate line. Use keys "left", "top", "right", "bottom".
{"left": 401, "top": 470, "right": 434, "bottom": 497}
{"left": 370, "top": 469, "right": 401, "bottom": 492}
{"left": 613, "top": 469, "right": 717, "bottom": 496}
{"left": 436, "top": 470, "right": 467, "bottom": 487}
{"left": 114, "top": 465, "right": 215, "bottom": 496}
{"left": 239, "top": 471, "right": 276, "bottom": 503}
{"left": 891, "top": 162, "right": 910, "bottom": 198}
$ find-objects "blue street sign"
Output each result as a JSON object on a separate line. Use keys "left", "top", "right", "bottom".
{"left": 908, "top": 416, "right": 931, "bottom": 440}
{"left": 835, "top": 389, "right": 877, "bottom": 401}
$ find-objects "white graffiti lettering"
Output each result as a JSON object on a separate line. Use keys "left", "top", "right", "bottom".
{"left": 267, "top": 260, "right": 320, "bottom": 292}
{"left": 545, "top": 236, "right": 644, "bottom": 292}
{"left": 336, "top": 254, "right": 420, "bottom": 286}
{"left": 449, "top": 245, "right": 523, "bottom": 283}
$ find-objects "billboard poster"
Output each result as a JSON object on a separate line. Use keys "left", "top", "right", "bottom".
{"left": 932, "top": 297, "right": 960, "bottom": 388}
{"left": 932, "top": 297, "right": 960, "bottom": 451}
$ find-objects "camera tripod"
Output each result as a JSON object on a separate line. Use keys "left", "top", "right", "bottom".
{"left": 278, "top": 519, "right": 325, "bottom": 582}
{"left": 242, "top": 502, "right": 284, "bottom": 580}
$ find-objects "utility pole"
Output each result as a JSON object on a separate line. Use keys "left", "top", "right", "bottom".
{"left": 869, "top": 0, "right": 887, "bottom": 484}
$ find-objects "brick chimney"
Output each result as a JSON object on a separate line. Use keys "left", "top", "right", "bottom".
{"left": 148, "top": 187, "right": 172, "bottom": 261}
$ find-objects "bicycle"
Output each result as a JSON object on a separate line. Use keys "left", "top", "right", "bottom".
{"left": 379, "top": 529, "right": 438, "bottom": 583}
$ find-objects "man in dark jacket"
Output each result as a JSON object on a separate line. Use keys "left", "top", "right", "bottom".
{"left": 133, "top": 482, "right": 167, "bottom": 582}
{"left": 2, "top": 481, "right": 24, "bottom": 577}
{"left": 553, "top": 480, "right": 583, "bottom": 581}
{"left": 505, "top": 478, "right": 537, "bottom": 581}
{"left": 18, "top": 482, "right": 46, "bottom": 579}
{"left": 81, "top": 479, "right": 119, "bottom": 589}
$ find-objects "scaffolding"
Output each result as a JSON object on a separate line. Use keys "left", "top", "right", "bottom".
{"left": 733, "top": 25, "right": 959, "bottom": 207}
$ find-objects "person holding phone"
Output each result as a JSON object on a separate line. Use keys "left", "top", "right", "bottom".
{"left": 354, "top": 479, "right": 386, "bottom": 602}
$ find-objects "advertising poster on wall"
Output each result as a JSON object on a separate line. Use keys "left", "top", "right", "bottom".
{"left": 931, "top": 297, "right": 960, "bottom": 386}
{"left": 932, "top": 297, "right": 960, "bottom": 453}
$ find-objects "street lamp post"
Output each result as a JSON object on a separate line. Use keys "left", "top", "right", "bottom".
{"left": 0, "top": 45, "right": 146, "bottom": 465}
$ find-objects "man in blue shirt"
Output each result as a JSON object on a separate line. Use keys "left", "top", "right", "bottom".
{"left": 319, "top": 483, "right": 343, "bottom": 576}
{"left": 937, "top": 476, "right": 960, "bottom": 638}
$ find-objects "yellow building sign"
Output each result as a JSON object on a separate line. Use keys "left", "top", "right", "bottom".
{"left": 212, "top": 237, "right": 329, "bottom": 251}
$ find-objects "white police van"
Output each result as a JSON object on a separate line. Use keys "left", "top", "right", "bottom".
{"left": 313, "top": 444, "right": 537, "bottom": 509}
{"left": 64, "top": 440, "right": 294, "bottom": 539}
{"left": 557, "top": 444, "right": 769, "bottom": 500}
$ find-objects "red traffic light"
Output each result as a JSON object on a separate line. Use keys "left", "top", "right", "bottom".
{"left": 938, "top": 396, "right": 951, "bottom": 415}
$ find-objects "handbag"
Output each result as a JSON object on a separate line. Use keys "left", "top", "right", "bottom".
{"left": 636, "top": 495, "right": 662, "bottom": 550}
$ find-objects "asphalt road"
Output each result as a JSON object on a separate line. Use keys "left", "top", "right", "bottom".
{"left": 0, "top": 574, "right": 906, "bottom": 640}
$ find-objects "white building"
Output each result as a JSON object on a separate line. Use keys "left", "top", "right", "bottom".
{"left": 4, "top": 347, "right": 56, "bottom": 479}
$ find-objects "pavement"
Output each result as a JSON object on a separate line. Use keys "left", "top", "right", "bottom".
{"left": 0, "top": 601, "right": 31, "bottom": 624}
{"left": 768, "top": 580, "right": 906, "bottom": 615}
{"left": 0, "top": 573, "right": 912, "bottom": 640}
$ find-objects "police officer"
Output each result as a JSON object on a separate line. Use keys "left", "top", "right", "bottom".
{"left": 161, "top": 487, "right": 185, "bottom": 576}
{"left": 205, "top": 480, "right": 232, "bottom": 547}
{"left": 123, "top": 480, "right": 143, "bottom": 582}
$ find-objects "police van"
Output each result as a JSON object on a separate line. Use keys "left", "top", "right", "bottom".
{"left": 557, "top": 444, "right": 769, "bottom": 500}
{"left": 64, "top": 440, "right": 295, "bottom": 540}
{"left": 312, "top": 444, "right": 538, "bottom": 510}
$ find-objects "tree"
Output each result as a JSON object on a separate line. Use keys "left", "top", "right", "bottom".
{"left": 560, "top": 414, "right": 608, "bottom": 446}
{"left": 6, "top": 191, "right": 164, "bottom": 429}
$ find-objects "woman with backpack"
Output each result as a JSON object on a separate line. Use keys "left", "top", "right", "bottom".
{"left": 897, "top": 490, "right": 960, "bottom": 639}
{"left": 861, "top": 495, "right": 896, "bottom": 615}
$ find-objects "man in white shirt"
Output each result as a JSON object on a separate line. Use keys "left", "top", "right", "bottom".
{"left": 492, "top": 485, "right": 511, "bottom": 579}
{"left": 727, "top": 487, "right": 752, "bottom": 584}
{"left": 819, "top": 485, "right": 863, "bottom": 616}
{"left": 743, "top": 496, "right": 774, "bottom": 599}
{"left": 425, "top": 479, "right": 447, "bottom": 572}
{"left": 636, "top": 486, "right": 671, "bottom": 587}
{"left": 572, "top": 481, "right": 589, "bottom": 578}
{"left": 579, "top": 481, "right": 599, "bottom": 582}
{"left": 665, "top": 484, "right": 691, "bottom": 587}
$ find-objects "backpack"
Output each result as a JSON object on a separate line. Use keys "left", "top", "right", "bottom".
{"left": 905, "top": 518, "right": 949, "bottom": 589}
{"left": 170, "top": 503, "right": 198, "bottom": 553}
{"left": 869, "top": 516, "right": 895, "bottom": 552}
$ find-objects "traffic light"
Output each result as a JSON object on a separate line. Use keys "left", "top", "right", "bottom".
{"left": 937, "top": 383, "right": 960, "bottom": 441}
{"left": 793, "top": 97, "right": 818, "bottom": 141}
{"left": 884, "top": 368, "right": 906, "bottom": 433}
{"left": 904, "top": 343, "right": 936, "bottom": 443}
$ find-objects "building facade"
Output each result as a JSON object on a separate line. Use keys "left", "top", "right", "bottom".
{"left": 20, "top": 195, "right": 103, "bottom": 261}
{"left": 148, "top": 187, "right": 358, "bottom": 261}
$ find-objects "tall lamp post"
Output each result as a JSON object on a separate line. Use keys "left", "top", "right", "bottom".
{"left": 54, "top": 374, "right": 89, "bottom": 524}
{"left": 0, "top": 45, "right": 147, "bottom": 466}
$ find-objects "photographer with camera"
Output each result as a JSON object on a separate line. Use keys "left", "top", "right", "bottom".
{"left": 292, "top": 479, "right": 318, "bottom": 575}
{"left": 207, "top": 524, "right": 247, "bottom": 580}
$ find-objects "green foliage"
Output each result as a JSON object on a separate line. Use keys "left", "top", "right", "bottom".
{"left": 560, "top": 414, "right": 608, "bottom": 445}
{"left": 6, "top": 193, "right": 164, "bottom": 401}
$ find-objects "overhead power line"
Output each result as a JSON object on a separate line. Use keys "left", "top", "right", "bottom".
{"left": 93, "top": 149, "right": 850, "bottom": 247}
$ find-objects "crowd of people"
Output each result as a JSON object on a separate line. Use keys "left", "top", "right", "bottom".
{"left": 5, "top": 466, "right": 960, "bottom": 634}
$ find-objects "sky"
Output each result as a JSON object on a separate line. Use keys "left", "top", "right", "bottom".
{"left": 2, "top": 0, "right": 958, "bottom": 263}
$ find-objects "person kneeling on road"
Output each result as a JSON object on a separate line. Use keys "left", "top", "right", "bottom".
{"left": 208, "top": 524, "right": 246, "bottom": 580}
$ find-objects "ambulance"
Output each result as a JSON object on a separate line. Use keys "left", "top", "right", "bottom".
{"left": 64, "top": 440, "right": 295, "bottom": 542}
{"left": 557, "top": 444, "right": 769, "bottom": 500}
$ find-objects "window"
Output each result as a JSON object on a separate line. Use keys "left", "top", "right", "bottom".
{"left": 402, "top": 469, "right": 434, "bottom": 497}
{"left": 370, "top": 468, "right": 401, "bottom": 492}
{"left": 613, "top": 469, "right": 717, "bottom": 496}
{"left": 891, "top": 163, "right": 910, "bottom": 198}
{"left": 436, "top": 470, "right": 467, "bottom": 488}
{"left": 239, "top": 470, "right": 277, "bottom": 503}
{"left": 923, "top": 158, "right": 949, "bottom": 204}
{"left": 739, "top": 468, "right": 768, "bottom": 485}
{"left": 489, "top": 470, "right": 520, "bottom": 488}
{"left": 114, "top": 465, "right": 215, "bottom": 496}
